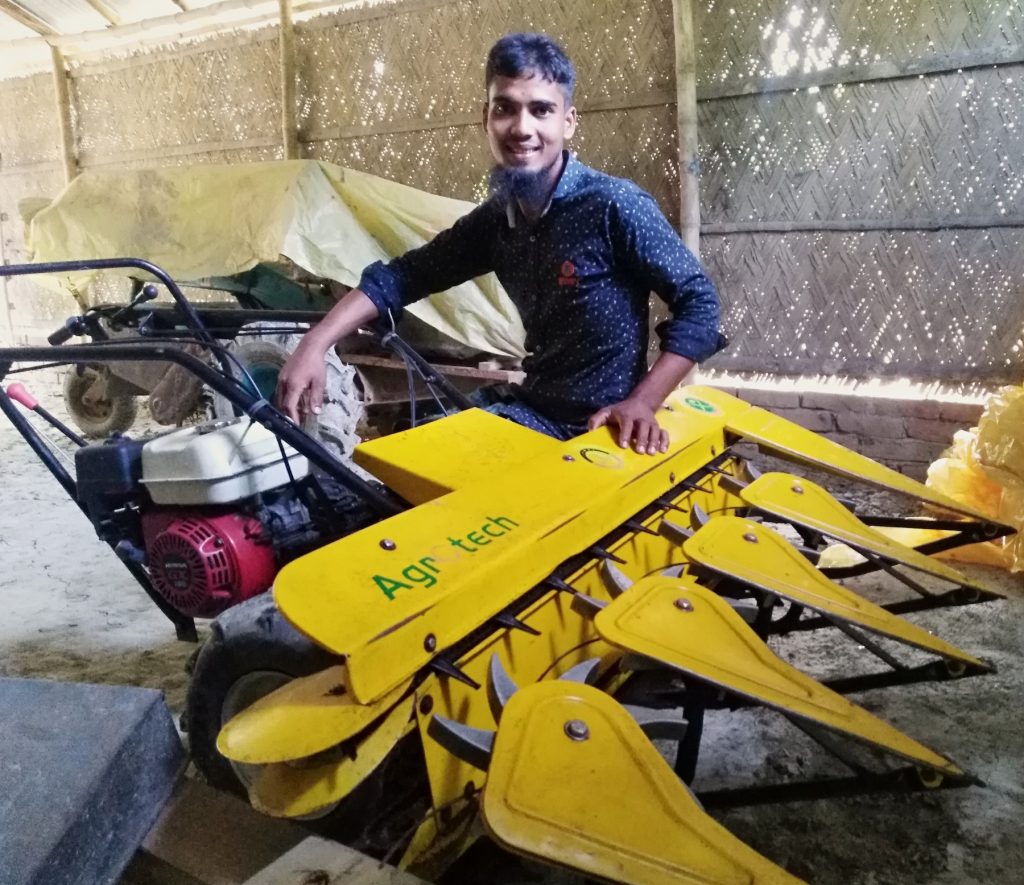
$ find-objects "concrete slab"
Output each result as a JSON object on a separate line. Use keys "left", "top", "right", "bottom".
{"left": 0, "top": 677, "right": 185, "bottom": 885}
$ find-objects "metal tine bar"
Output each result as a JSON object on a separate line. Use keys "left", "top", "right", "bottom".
{"left": 623, "top": 518, "right": 659, "bottom": 537}
{"left": 491, "top": 611, "right": 541, "bottom": 636}
{"left": 825, "top": 616, "right": 908, "bottom": 671}
{"left": 655, "top": 496, "right": 688, "bottom": 514}
{"left": 545, "top": 576, "right": 577, "bottom": 594}
{"left": 429, "top": 657, "right": 482, "bottom": 690}
{"left": 589, "top": 544, "right": 627, "bottom": 564}
{"left": 860, "top": 549, "right": 935, "bottom": 598}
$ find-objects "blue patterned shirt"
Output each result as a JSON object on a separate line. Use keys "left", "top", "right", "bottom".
{"left": 359, "top": 153, "right": 722, "bottom": 426}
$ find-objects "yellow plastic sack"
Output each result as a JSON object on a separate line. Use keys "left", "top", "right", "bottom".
{"left": 821, "top": 387, "right": 1023, "bottom": 573}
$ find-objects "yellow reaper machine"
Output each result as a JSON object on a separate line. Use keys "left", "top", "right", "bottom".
{"left": 0, "top": 260, "right": 1013, "bottom": 883}
{"left": 199, "top": 393, "right": 1011, "bottom": 881}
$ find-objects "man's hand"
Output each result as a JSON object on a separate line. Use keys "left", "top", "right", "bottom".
{"left": 275, "top": 332, "right": 331, "bottom": 422}
{"left": 587, "top": 397, "right": 668, "bottom": 455}
{"left": 274, "top": 288, "right": 381, "bottom": 422}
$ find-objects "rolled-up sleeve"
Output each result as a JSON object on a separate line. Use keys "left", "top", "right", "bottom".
{"left": 609, "top": 190, "right": 725, "bottom": 363}
{"left": 357, "top": 203, "right": 496, "bottom": 323}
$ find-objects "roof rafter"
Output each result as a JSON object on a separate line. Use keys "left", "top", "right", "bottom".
{"left": 0, "top": 0, "right": 58, "bottom": 37}
{"left": 83, "top": 0, "right": 122, "bottom": 27}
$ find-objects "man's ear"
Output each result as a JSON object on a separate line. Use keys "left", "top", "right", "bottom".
{"left": 564, "top": 105, "right": 578, "bottom": 140}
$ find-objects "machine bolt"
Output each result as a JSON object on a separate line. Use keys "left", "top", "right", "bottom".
{"left": 743, "top": 532, "right": 759, "bottom": 543}
{"left": 674, "top": 598, "right": 694, "bottom": 612}
{"left": 419, "top": 695, "right": 434, "bottom": 715}
{"left": 669, "top": 472, "right": 676, "bottom": 483}
{"left": 791, "top": 483, "right": 805, "bottom": 494}
{"left": 380, "top": 538, "right": 397, "bottom": 550}
{"left": 424, "top": 633, "right": 437, "bottom": 652}
{"left": 562, "top": 454, "right": 575, "bottom": 462}
{"left": 710, "top": 446, "right": 717, "bottom": 455}
{"left": 564, "top": 719, "right": 590, "bottom": 741}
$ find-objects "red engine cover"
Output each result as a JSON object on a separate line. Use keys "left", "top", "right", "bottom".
{"left": 141, "top": 510, "right": 277, "bottom": 618}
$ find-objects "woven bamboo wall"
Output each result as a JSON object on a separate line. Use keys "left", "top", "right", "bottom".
{"left": 695, "top": 0, "right": 1024, "bottom": 382}
{"left": 0, "top": 0, "right": 1020, "bottom": 384}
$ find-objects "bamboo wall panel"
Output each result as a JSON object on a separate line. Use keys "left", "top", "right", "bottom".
{"left": 71, "top": 33, "right": 282, "bottom": 165}
{"left": 299, "top": 0, "right": 678, "bottom": 213}
{"left": 698, "top": 64, "right": 1024, "bottom": 224}
{"left": 695, "top": 0, "right": 1024, "bottom": 89}
{"left": 0, "top": 74, "right": 61, "bottom": 167}
{"left": 702, "top": 228, "right": 1024, "bottom": 382}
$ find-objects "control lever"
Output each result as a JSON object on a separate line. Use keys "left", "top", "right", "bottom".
{"left": 5, "top": 382, "right": 87, "bottom": 446}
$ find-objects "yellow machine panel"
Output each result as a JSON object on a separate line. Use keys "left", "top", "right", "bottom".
{"left": 594, "top": 579, "right": 960, "bottom": 775}
{"left": 275, "top": 407, "right": 729, "bottom": 704}
{"left": 482, "top": 679, "right": 805, "bottom": 885}
{"left": 683, "top": 386, "right": 992, "bottom": 521}
{"left": 683, "top": 517, "right": 986, "bottom": 667}
{"left": 353, "top": 408, "right": 559, "bottom": 505}
{"left": 739, "top": 472, "right": 988, "bottom": 589}
{"left": 218, "top": 666, "right": 410, "bottom": 764}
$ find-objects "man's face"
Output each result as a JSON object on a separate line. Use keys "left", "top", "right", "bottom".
{"left": 484, "top": 73, "right": 577, "bottom": 180}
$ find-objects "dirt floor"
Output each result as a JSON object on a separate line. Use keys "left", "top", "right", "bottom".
{"left": 1, "top": 367, "right": 1021, "bottom": 885}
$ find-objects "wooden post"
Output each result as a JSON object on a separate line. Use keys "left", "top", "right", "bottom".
{"left": 50, "top": 45, "right": 78, "bottom": 184}
{"left": 671, "top": 0, "right": 700, "bottom": 256}
{"left": 278, "top": 0, "right": 299, "bottom": 159}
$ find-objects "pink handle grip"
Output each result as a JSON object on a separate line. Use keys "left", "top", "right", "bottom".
{"left": 5, "top": 382, "right": 38, "bottom": 410}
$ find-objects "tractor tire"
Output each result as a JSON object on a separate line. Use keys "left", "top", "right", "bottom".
{"left": 185, "top": 592, "right": 386, "bottom": 838}
{"left": 63, "top": 365, "right": 139, "bottom": 438}
{"left": 209, "top": 322, "right": 364, "bottom": 463}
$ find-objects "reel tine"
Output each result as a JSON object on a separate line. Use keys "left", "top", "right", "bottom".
{"left": 558, "top": 657, "right": 602, "bottom": 685}
{"left": 488, "top": 654, "right": 520, "bottom": 723}
{"left": 601, "top": 560, "right": 634, "bottom": 598}
{"left": 427, "top": 715, "right": 495, "bottom": 771}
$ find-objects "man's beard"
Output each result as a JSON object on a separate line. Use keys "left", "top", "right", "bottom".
{"left": 489, "top": 164, "right": 555, "bottom": 207}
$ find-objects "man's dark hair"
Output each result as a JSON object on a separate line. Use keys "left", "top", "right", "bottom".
{"left": 485, "top": 33, "right": 576, "bottom": 102}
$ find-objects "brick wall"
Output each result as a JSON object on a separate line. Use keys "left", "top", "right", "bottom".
{"left": 707, "top": 386, "right": 984, "bottom": 481}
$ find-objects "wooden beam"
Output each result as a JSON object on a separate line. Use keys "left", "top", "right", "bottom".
{"left": 50, "top": 45, "right": 78, "bottom": 185}
{"left": 278, "top": 0, "right": 299, "bottom": 159}
{"left": 671, "top": 0, "right": 699, "bottom": 256}
{"left": 0, "top": 0, "right": 57, "bottom": 37}
{"left": 83, "top": 0, "right": 122, "bottom": 27}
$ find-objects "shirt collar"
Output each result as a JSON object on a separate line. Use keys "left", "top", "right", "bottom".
{"left": 505, "top": 151, "right": 581, "bottom": 229}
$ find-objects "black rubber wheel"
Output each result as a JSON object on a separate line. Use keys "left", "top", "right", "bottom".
{"left": 63, "top": 366, "right": 138, "bottom": 438}
{"left": 185, "top": 592, "right": 416, "bottom": 845}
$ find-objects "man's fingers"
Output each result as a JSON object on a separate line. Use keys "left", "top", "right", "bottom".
{"left": 277, "top": 378, "right": 302, "bottom": 423}
{"left": 658, "top": 427, "right": 670, "bottom": 453}
{"left": 309, "top": 373, "right": 325, "bottom": 416}
{"left": 617, "top": 414, "right": 635, "bottom": 449}
{"left": 633, "top": 419, "right": 653, "bottom": 454}
{"left": 588, "top": 407, "right": 611, "bottom": 431}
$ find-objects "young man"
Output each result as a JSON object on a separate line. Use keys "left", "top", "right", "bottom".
{"left": 277, "top": 33, "right": 723, "bottom": 454}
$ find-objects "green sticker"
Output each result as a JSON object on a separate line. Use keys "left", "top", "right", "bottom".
{"left": 684, "top": 396, "right": 717, "bottom": 414}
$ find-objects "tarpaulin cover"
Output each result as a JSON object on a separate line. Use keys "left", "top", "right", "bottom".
{"left": 26, "top": 160, "right": 526, "bottom": 359}
{"left": 822, "top": 386, "right": 1024, "bottom": 573}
